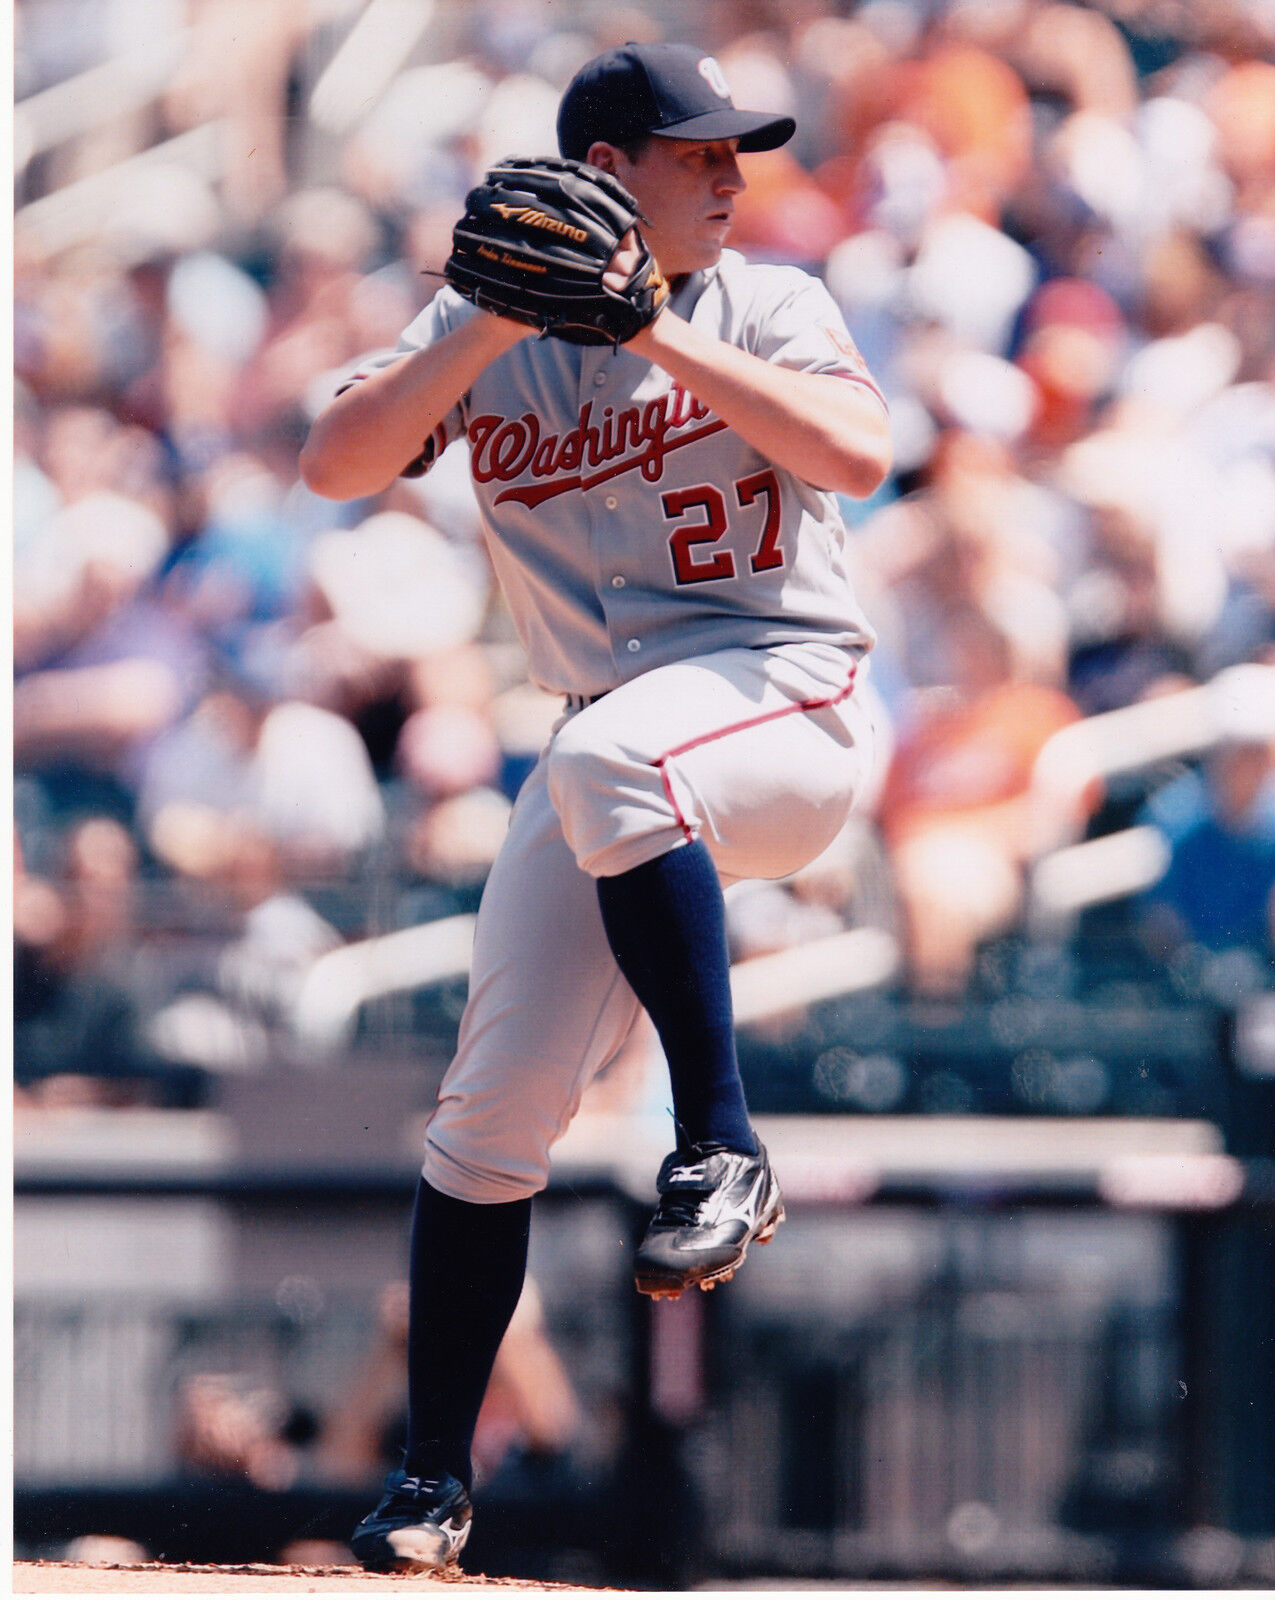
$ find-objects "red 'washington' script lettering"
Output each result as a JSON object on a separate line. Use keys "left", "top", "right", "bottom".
{"left": 469, "top": 384, "right": 727, "bottom": 509}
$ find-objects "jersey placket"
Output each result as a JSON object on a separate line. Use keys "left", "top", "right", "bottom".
{"left": 580, "top": 346, "right": 646, "bottom": 680}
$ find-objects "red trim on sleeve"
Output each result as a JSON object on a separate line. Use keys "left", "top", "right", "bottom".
{"left": 830, "top": 371, "right": 890, "bottom": 413}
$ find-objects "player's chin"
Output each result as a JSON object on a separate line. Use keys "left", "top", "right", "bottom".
{"left": 686, "top": 234, "right": 728, "bottom": 271}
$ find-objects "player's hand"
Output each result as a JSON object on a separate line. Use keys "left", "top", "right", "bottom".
{"left": 606, "top": 227, "right": 670, "bottom": 355}
{"left": 603, "top": 228, "right": 645, "bottom": 293}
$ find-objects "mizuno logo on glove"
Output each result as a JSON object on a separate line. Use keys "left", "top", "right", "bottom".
{"left": 490, "top": 204, "right": 588, "bottom": 244}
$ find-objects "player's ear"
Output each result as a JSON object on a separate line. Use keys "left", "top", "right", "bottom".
{"left": 585, "top": 141, "right": 621, "bottom": 175}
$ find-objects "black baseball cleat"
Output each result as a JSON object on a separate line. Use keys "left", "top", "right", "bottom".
{"left": 634, "top": 1140, "right": 784, "bottom": 1300}
{"left": 350, "top": 1468, "right": 472, "bottom": 1573}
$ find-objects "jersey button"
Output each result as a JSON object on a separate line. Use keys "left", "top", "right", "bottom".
{"left": 604, "top": 495, "right": 618, "bottom": 510}
{"left": 593, "top": 371, "right": 607, "bottom": 387}
{"left": 626, "top": 638, "right": 641, "bottom": 653}
{"left": 611, "top": 575, "right": 626, "bottom": 589}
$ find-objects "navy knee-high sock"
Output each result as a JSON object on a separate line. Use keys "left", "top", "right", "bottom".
{"left": 596, "top": 837, "right": 757, "bottom": 1154}
{"left": 403, "top": 1178, "right": 531, "bottom": 1491}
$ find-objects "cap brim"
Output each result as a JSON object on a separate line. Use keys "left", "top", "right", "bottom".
{"left": 650, "top": 109, "right": 795, "bottom": 152}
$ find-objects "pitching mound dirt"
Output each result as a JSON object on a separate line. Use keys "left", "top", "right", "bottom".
{"left": 14, "top": 1562, "right": 622, "bottom": 1595}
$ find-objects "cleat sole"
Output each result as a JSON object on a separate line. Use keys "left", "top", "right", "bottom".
{"left": 756, "top": 1202, "right": 786, "bottom": 1245}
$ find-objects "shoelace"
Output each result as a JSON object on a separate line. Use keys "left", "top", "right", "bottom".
{"left": 653, "top": 1144, "right": 738, "bottom": 1227}
{"left": 388, "top": 1476, "right": 452, "bottom": 1511}
{"left": 655, "top": 1185, "right": 711, "bottom": 1227}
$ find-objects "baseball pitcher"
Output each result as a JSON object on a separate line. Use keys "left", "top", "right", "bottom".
{"left": 300, "top": 40, "right": 891, "bottom": 1573}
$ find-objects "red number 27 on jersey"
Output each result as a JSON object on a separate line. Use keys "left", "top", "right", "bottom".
{"left": 663, "top": 469, "right": 783, "bottom": 585}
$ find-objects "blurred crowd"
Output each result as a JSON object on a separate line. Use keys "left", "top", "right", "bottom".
{"left": 14, "top": 0, "right": 1275, "bottom": 1109}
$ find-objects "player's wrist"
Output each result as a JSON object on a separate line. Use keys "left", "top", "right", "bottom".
{"left": 474, "top": 309, "right": 535, "bottom": 348}
{"left": 627, "top": 303, "right": 680, "bottom": 356}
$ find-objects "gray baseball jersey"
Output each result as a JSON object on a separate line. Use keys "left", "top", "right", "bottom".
{"left": 354, "top": 248, "right": 883, "bottom": 696}
{"left": 350, "top": 248, "right": 887, "bottom": 1201}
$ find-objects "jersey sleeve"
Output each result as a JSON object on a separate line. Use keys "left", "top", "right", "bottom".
{"left": 335, "top": 289, "right": 475, "bottom": 478}
{"left": 746, "top": 268, "right": 888, "bottom": 413}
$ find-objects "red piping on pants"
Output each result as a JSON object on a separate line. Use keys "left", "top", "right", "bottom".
{"left": 653, "top": 662, "right": 859, "bottom": 843}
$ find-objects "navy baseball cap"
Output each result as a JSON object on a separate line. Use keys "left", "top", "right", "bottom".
{"left": 557, "top": 41, "right": 795, "bottom": 160}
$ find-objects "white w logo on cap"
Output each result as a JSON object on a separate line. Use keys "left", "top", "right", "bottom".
{"left": 697, "top": 55, "right": 731, "bottom": 101}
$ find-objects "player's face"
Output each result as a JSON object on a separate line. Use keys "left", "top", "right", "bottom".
{"left": 609, "top": 137, "right": 746, "bottom": 277}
